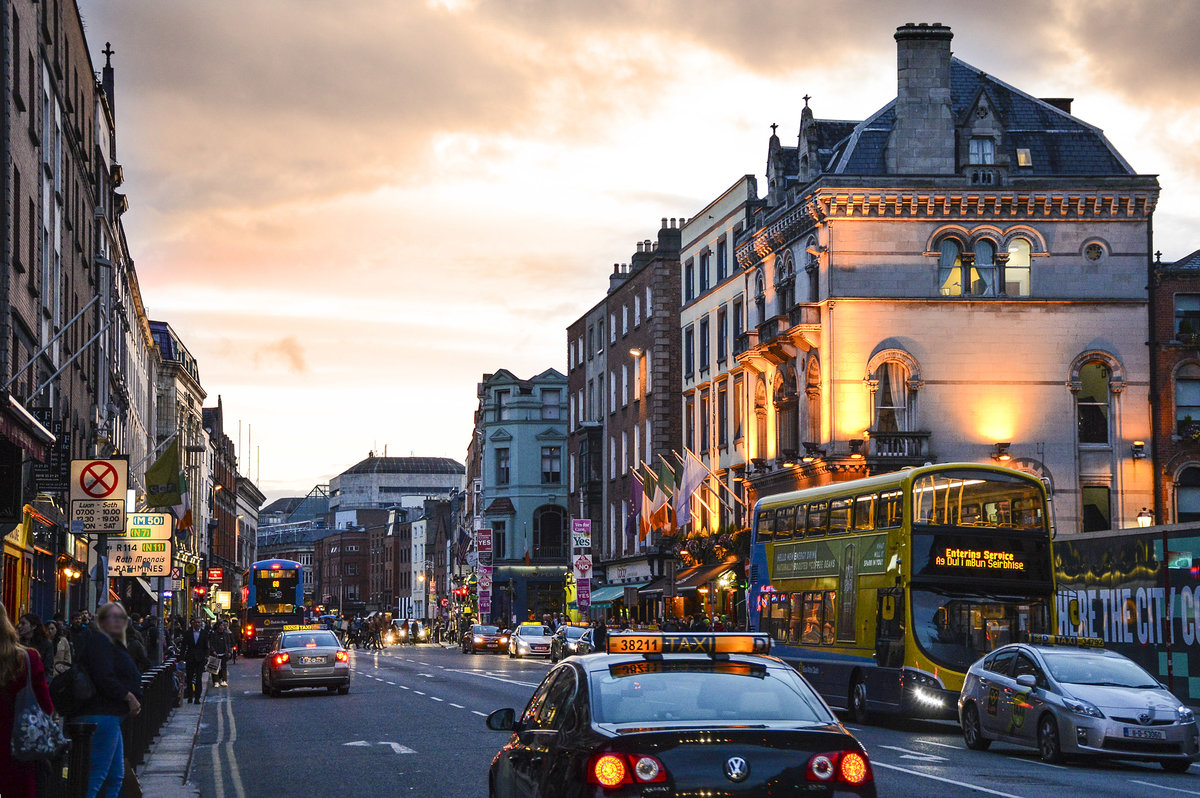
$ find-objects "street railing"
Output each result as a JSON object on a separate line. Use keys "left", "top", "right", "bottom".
{"left": 123, "top": 656, "right": 179, "bottom": 768}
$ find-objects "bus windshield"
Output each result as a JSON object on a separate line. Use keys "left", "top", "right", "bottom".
{"left": 910, "top": 589, "right": 1050, "bottom": 672}
{"left": 911, "top": 469, "right": 1045, "bottom": 531}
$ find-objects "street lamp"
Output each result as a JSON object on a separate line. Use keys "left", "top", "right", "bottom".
{"left": 1137, "top": 508, "right": 1154, "bottom": 528}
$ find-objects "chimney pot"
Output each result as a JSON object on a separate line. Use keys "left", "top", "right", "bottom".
{"left": 661, "top": 217, "right": 668, "bottom": 229}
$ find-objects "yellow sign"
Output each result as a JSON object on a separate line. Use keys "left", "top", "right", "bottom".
{"left": 606, "top": 633, "right": 771, "bottom": 656}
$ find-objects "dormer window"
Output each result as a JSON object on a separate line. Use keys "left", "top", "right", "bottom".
{"left": 969, "top": 137, "right": 995, "bottom": 165}
{"left": 1016, "top": 148, "right": 1033, "bottom": 167}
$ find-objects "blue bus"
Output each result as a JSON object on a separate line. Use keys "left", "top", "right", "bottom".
{"left": 746, "top": 464, "right": 1055, "bottom": 722}
{"left": 242, "top": 559, "right": 305, "bottom": 656}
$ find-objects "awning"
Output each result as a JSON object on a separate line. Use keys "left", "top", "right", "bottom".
{"left": 675, "top": 559, "right": 740, "bottom": 592}
{"left": 135, "top": 577, "right": 159, "bottom": 602}
{"left": 638, "top": 576, "right": 671, "bottom": 596}
{"left": 588, "top": 582, "right": 649, "bottom": 607}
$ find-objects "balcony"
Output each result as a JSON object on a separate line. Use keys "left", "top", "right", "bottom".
{"left": 867, "top": 431, "right": 933, "bottom": 463}
{"left": 788, "top": 304, "right": 820, "bottom": 328}
{"left": 733, "top": 330, "right": 758, "bottom": 357}
{"left": 757, "top": 314, "right": 789, "bottom": 344}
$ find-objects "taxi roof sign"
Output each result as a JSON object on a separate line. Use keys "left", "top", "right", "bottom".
{"left": 606, "top": 632, "right": 771, "bottom": 657}
{"left": 1022, "top": 632, "right": 1105, "bottom": 648}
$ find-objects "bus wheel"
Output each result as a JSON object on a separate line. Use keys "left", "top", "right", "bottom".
{"left": 962, "top": 703, "right": 991, "bottom": 750}
{"left": 849, "top": 675, "right": 869, "bottom": 724}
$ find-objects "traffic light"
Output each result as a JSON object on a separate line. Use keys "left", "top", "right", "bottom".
{"left": 193, "top": 585, "right": 208, "bottom": 601}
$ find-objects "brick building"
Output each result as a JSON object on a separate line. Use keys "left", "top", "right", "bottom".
{"left": 203, "top": 398, "right": 239, "bottom": 599}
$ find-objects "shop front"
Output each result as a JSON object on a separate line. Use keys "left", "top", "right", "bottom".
{"left": 665, "top": 556, "right": 743, "bottom": 627}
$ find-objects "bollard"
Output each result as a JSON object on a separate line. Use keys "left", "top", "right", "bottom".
{"left": 64, "top": 721, "right": 97, "bottom": 798}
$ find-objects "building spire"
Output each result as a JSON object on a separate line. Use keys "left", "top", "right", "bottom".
{"left": 103, "top": 41, "right": 115, "bottom": 67}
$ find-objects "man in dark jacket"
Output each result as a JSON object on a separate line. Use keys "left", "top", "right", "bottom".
{"left": 179, "top": 617, "right": 209, "bottom": 703}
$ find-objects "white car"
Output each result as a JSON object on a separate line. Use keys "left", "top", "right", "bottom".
{"left": 507, "top": 624, "right": 553, "bottom": 658}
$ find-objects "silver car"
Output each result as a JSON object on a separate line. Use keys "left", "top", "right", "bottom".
{"left": 261, "top": 629, "right": 351, "bottom": 697}
{"left": 507, "top": 624, "right": 553, "bottom": 658}
{"left": 958, "top": 642, "right": 1199, "bottom": 770}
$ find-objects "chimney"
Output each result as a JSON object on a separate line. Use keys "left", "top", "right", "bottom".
{"left": 886, "top": 22, "right": 955, "bottom": 175}
{"left": 1040, "top": 97, "right": 1073, "bottom": 115}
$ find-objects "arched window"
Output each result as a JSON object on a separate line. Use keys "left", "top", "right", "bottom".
{"left": 938, "top": 239, "right": 963, "bottom": 296}
{"left": 774, "top": 368, "right": 798, "bottom": 458}
{"left": 754, "top": 378, "right": 768, "bottom": 459}
{"left": 1076, "top": 362, "right": 1111, "bottom": 445}
{"left": 805, "top": 237, "right": 820, "bottom": 302}
{"left": 1178, "top": 467, "right": 1200, "bottom": 523}
{"left": 972, "top": 240, "right": 996, "bottom": 296}
{"left": 1177, "top": 364, "right": 1200, "bottom": 434}
{"left": 805, "top": 358, "right": 821, "bottom": 442}
{"left": 1005, "top": 238, "right": 1031, "bottom": 296}
{"left": 776, "top": 254, "right": 796, "bottom": 311}
{"left": 874, "top": 360, "right": 911, "bottom": 433}
{"left": 532, "top": 505, "right": 567, "bottom": 560}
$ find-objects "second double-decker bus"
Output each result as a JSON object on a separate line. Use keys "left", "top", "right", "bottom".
{"left": 241, "top": 558, "right": 305, "bottom": 657}
{"left": 747, "top": 463, "right": 1054, "bottom": 722}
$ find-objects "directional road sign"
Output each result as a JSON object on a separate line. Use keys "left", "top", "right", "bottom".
{"left": 107, "top": 538, "right": 172, "bottom": 577}
{"left": 115, "top": 513, "right": 173, "bottom": 540}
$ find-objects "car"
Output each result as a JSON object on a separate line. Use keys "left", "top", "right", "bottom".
{"left": 549, "top": 624, "right": 593, "bottom": 662}
{"left": 261, "top": 627, "right": 351, "bottom": 697}
{"left": 393, "top": 618, "right": 430, "bottom": 645}
{"left": 958, "top": 635, "right": 1200, "bottom": 769}
{"left": 508, "top": 623, "right": 553, "bottom": 658}
{"left": 463, "top": 624, "right": 509, "bottom": 654}
{"left": 485, "top": 632, "right": 875, "bottom": 797}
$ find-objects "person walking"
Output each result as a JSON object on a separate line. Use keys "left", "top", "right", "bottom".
{"left": 0, "top": 602, "right": 56, "bottom": 798}
{"left": 208, "top": 621, "right": 233, "bottom": 687}
{"left": 72, "top": 602, "right": 143, "bottom": 798}
{"left": 16, "top": 613, "right": 54, "bottom": 672}
{"left": 179, "top": 617, "right": 209, "bottom": 703}
{"left": 125, "top": 618, "right": 151, "bottom": 673}
{"left": 141, "top": 614, "right": 161, "bottom": 666}
{"left": 45, "top": 619, "right": 73, "bottom": 676}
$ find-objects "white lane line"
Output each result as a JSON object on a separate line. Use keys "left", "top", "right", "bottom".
{"left": 430, "top": 696, "right": 444, "bottom": 702}
{"left": 472, "top": 711, "right": 488, "bottom": 717}
{"left": 400, "top": 685, "right": 410, "bottom": 690}
{"left": 450, "top": 703, "right": 464, "bottom": 709}
{"left": 414, "top": 691, "right": 426, "bottom": 695}
{"left": 385, "top": 681, "right": 396, "bottom": 685}
{"left": 878, "top": 744, "right": 948, "bottom": 762}
{"left": 1026, "top": 758, "right": 1067, "bottom": 771}
{"left": 872, "top": 761, "right": 1026, "bottom": 798}
{"left": 444, "top": 669, "right": 540, "bottom": 688}
{"left": 919, "top": 740, "right": 966, "bottom": 751}
{"left": 1130, "top": 779, "right": 1200, "bottom": 795}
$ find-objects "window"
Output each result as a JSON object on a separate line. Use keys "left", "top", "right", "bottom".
{"left": 586, "top": 327, "right": 594, "bottom": 361}
{"left": 698, "top": 316, "right": 710, "bottom": 372}
{"left": 878, "top": 490, "right": 903, "bottom": 528}
{"left": 716, "top": 238, "right": 727, "bottom": 281}
{"left": 733, "top": 375, "right": 745, "bottom": 441}
{"left": 1076, "top": 362, "right": 1110, "bottom": 445}
{"left": 699, "top": 389, "right": 711, "bottom": 451}
{"left": 643, "top": 348, "right": 652, "bottom": 395}
{"left": 609, "top": 313, "right": 616, "bottom": 344}
{"left": 497, "top": 390, "right": 511, "bottom": 420}
{"left": 800, "top": 591, "right": 836, "bottom": 645}
{"left": 541, "top": 389, "right": 561, "bottom": 419}
{"left": 805, "top": 358, "right": 821, "bottom": 443}
{"left": 533, "top": 505, "right": 568, "bottom": 561}
{"left": 610, "top": 370, "right": 617, "bottom": 414}
{"left": 938, "top": 239, "right": 963, "bottom": 296}
{"left": 496, "top": 448, "right": 510, "bottom": 485}
{"left": 1081, "top": 486, "right": 1111, "bottom": 533}
{"left": 733, "top": 297, "right": 744, "bottom": 337}
{"left": 685, "top": 395, "right": 695, "bottom": 451}
{"left": 969, "top": 137, "right": 995, "bottom": 164}
{"left": 632, "top": 424, "right": 640, "bottom": 468}
{"left": 754, "top": 271, "right": 766, "bottom": 324}
{"left": 874, "top": 361, "right": 910, "bottom": 433}
{"left": 774, "top": 506, "right": 796, "bottom": 540}
{"left": 1177, "top": 295, "right": 1200, "bottom": 342}
{"left": 684, "top": 259, "right": 695, "bottom": 302}
{"left": 1016, "top": 148, "right": 1033, "bottom": 167}
{"left": 634, "top": 295, "right": 641, "bottom": 327}
{"left": 1178, "top": 365, "right": 1200, "bottom": 433}
{"left": 621, "top": 432, "right": 628, "bottom": 473}
{"left": 586, "top": 379, "right": 595, "bottom": 420}
{"left": 609, "top": 436, "right": 616, "bottom": 479}
{"left": 684, "top": 326, "right": 695, "bottom": 378}
{"left": 806, "top": 501, "right": 828, "bottom": 537}
{"left": 621, "top": 364, "right": 629, "bottom": 406}
{"left": 972, "top": 240, "right": 997, "bottom": 296}
{"left": 699, "top": 251, "right": 711, "bottom": 293}
{"left": 828, "top": 497, "right": 851, "bottom": 534}
{"left": 717, "top": 382, "right": 729, "bottom": 446}
{"left": 490, "top": 520, "right": 507, "bottom": 561}
{"left": 346, "top": 563, "right": 358, "bottom": 576}
{"left": 754, "top": 379, "right": 768, "bottom": 458}
{"left": 853, "top": 495, "right": 874, "bottom": 531}
{"left": 755, "top": 509, "right": 776, "bottom": 542}
{"left": 1006, "top": 238, "right": 1031, "bottom": 297}
{"left": 774, "top": 369, "right": 797, "bottom": 457}
{"left": 622, "top": 305, "right": 629, "bottom": 335}
{"left": 1178, "top": 468, "right": 1200, "bottom": 523}
{"left": 597, "top": 319, "right": 605, "bottom": 352}
{"left": 716, "top": 307, "right": 727, "bottom": 361}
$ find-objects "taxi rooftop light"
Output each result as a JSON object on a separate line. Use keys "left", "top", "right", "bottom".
{"left": 606, "top": 632, "right": 771, "bottom": 657}
{"left": 1023, "top": 632, "right": 1105, "bottom": 648}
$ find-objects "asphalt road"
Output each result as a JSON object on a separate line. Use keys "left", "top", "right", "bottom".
{"left": 190, "top": 645, "right": 1200, "bottom": 798}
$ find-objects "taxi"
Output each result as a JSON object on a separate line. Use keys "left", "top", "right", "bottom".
{"left": 958, "top": 634, "right": 1200, "bottom": 770}
{"left": 485, "top": 632, "right": 875, "bottom": 797}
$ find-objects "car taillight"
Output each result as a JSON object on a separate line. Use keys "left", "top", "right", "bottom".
{"left": 244, "top": 626, "right": 254, "bottom": 637}
{"left": 806, "top": 751, "right": 872, "bottom": 785}
{"left": 335, "top": 650, "right": 349, "bottom": 662}
{"left": 273, "top": 652, "right": 290, "bottom": 666}
{"left": 586, "top": 753, "right": 666, "bottom": 789}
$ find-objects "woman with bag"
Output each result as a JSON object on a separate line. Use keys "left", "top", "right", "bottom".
{"left": 16, "top": 613, "right": 55, "bottom": 673}
{"left": 208, "top": 620, "right": 232, "bottom": 687}
{"left": 45, "top": 619, "right": 73, "bottom": 675}
{"left": 73, "top": 602, "right": 143, "bottom": 798}
{"left": 1, "top": 601, "right": 58, "bottom": 798}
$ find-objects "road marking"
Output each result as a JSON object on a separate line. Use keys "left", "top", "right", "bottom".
{"left": 400, "top": 685, "right": 410, "bottom": 690}
{"left": 472, "top": 711, "right": 488, "bottom": 717}
{"left": 414, "top": 690, "right": 426, "bottom": 695}
{"left": 872, "top": 761, "right": 1025, "bottom": 798}
{"left": 919, "top": 740, "right": 966, "bottom": 751}
{"left": 878, "top": 744, "right": 948, "bottom": 762}
{"left": 385, "top": 681, "right": 396, "bottom": 685}
{"left": 430, "top": 696, "right": 444, "bottom": 702}
{"left": 444, "top": 669, "right": 540, "bottom": 688}
{"left": 379, "top": 741, "right": 417, "bottom": 755}
{"left": 343, "top": 741, "right": 371, "bottom": 747}
{"left": 1025, "top": 758, "right": 1067, "bottom": 770}
{"left": 450, "top": 703, "right": 464, "bottom": 709}
{"left": 1130, "top": 780, "right": 1200, "bottom": 795}
{"left": 210, "top": 689, "right": 247, "bottom": 798}
{"left": 418, "top": 673, "right": 435, "bottom": 678}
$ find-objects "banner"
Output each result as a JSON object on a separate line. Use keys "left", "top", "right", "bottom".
{"left": 571, "top": 519, "right": 592, "bottom": 611}
{"left": 145, "top": 440, "right": 182, "bottom": 507}
{"left": 477, "top": 528, "right": 493, "bottom": 617}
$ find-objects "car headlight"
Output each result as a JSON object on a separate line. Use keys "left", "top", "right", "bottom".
{"left": 1064, "top": 698, "right": 1104, "bottom": 719}
{"left": 474, "top": 636, "right": 483, "bottom": 643}
{"left": 499, "top": 636, "right": 508, "bottom": 644}
{"left": 1178, "top": 706, "right": 1196, "bottom": 724}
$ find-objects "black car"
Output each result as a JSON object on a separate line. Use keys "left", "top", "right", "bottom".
{"left": 485, "top": 632, "right": 875, "bottom": 797}
{"left": 549, "top": 625, "right": 593, "bottom": 663}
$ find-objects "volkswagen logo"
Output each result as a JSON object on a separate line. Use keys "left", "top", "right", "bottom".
{"left": 1139, "top": 711, "right": 1154, "bottom": 726}
{"left": 724, "top": 756, "right": 750, "bottom": 783}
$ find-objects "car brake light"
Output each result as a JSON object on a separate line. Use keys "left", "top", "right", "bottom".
{"left": 806, "top": 751, "right": 872, "bottom": 785}
{"left": 274, "top": 652, "right": 290, "bottom": 666}
{"left": 335, "top": 650, "right": 349, "bottom": 662}
{"left": 586, "top": 753, "right": 666, "bottom": 788}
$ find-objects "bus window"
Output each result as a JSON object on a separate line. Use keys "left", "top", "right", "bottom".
{"left": 822, "top": 592, "right": 836, "bottom": 645}
{"left": 853, "top": 494, "right": 874, "bottom": 531}
{"left": 806, "top": 501, "right": 828, "bottom": 537}
{"left": 762, "top": 592, "right": 790, "bottom": 644}
{"left": 790, "top": 593, "right": 804, "bottom": 644}
{"left": 912, "top": 470, "right": 1044, "bottom": 531}
{"left": 775, "top": 505, "right": 797, "bottom": 540}
{"left": 800, "top": 591, "right": 836, "bottom": 645}
{"left": 878, "top": 490, "right": 903, "bottom": 529}
{"left": 755, "top": 509, "right": 776, "bottom": 542}
{"left": 828, "top": 498, "right": 851, "bottom": 534}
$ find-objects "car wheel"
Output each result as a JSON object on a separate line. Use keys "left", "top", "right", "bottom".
{"left": 260, "top": 678, "right": 270, "bottom": 696}
{"left": 849, "top": 675, "right": 869, "bottom": 725}
{"left": 1161, "top": 759, "right": 1192, "bottom": 773}
{"left": 962, "top": 703, "right": 991, "bottom": 750}
{"left": 1038, "top": 714, "right": 1065, "bottom": 763}
{"left": 338, "top": 686, "right": 350, "bottom": 695}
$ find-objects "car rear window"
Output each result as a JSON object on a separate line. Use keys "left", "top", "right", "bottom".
{"left": 590, "top": 662, "right": 831, "bottom": 725}
{"left": 281, "top": 632, "right": 340, "bottom": 649}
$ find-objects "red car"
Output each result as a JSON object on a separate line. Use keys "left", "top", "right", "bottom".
{"left": 462, "top": 624, "right": 508, "bottom": 654}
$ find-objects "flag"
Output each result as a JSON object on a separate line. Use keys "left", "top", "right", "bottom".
{"left": 648, "top": 461, "right": 675, "bottom": 536}
{"left": 640, "top": 465, "right": 657, "bottom": 540}
{"left": 674, "top": 450, "right": 708, "bottom": 528}
{"left": 625, "top": 472, "right": 644, "bottom": 539}
{"left": 523, "top": 550, "right": 531, "bottom": 566}
{"left": 145, "top": 439, "right": 182, "bottom": 507}
{"left": 173, "top": 470, "right": 193, "bottom": 533}
{"left": 455, "top": 526, "right": 471, "bottom": 565}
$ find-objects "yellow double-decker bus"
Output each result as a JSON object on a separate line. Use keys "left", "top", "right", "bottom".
{"left": 746, "top": 463, "right": 1054, "bottom": 722}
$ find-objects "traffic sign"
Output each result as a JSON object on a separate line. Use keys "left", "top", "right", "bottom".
{"left": 208, "top": 568, "right": 224, "bottom": 583}
{"left": 115, "top": 513, "right": 173, "bottom": 540}
{"left": 70, "top": 458, "right": 127, "bottom": 533}
{"left": 107, "top": 538, "right": 172, "bottom": 576}
{"left": 170, "top": 566, "right": 183, "bottom": 580}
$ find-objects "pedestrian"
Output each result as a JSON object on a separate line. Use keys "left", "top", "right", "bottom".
{"left": 0, "top": 601, "right": 56, "bottom": 798}
{"left": 141, "top": 614, "right": 161, "bottom": 666}
{"left": 179, "top": 617, "right": 209, "bottom": 703}
{"left": 228, "top": 618, "right": 240, "bottom": 662}
{"left": 208, "top": 621, "right": 232, "bottom": 687}
{"left": 125, "top": 618, "right": 151, "bottom": 673}
{"left": 591, "top": 619, "right": 607, "bottom": 650}
{"left": 45, "top": 619, "right": 73, "bottom": 676}
{"left": 16, "top": 613, "right": 55, "bottom": 672}
{"left": 72, "top": 602, "right": 142, "bottom": 798}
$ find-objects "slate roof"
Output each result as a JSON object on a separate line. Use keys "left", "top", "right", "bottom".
{"left": 484, "top": 497, "right": 516, "bottom": 515}
{"left": 827, "top": 59, "right": 1134, "bottom": 177}
{"left": 1167, "top": 249, "right": 1200, "bottom": 270}
{"left": 261, "top": 497, "right": 303, "bottom": 516}
{"left": 340, "top": 456, "right": 466, "bottom": 476}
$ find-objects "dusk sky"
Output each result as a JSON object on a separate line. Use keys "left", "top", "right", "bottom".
{"left": 80, "top": 1, "right": 1200, "bottom": 501}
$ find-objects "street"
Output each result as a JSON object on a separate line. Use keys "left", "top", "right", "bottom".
{"left": 189, "top": 644, "right": 1200, "bottom": 798}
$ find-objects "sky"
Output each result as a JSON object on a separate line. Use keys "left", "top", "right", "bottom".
{"left": 78, "top": 0, "right": 1200, "bottom": 501}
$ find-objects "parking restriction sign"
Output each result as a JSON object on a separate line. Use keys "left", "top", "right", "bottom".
{"left": 70, "top": 459, "right": 127, "bottom": 533}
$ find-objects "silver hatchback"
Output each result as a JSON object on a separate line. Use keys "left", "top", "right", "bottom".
{"left": 261, "top": 629, "right": 351, "bottom": 697}
{"left": 958, "top": 641, "right": 1199, "bottom": 770}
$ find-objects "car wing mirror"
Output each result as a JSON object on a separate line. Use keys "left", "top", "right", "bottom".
{"left": 1016, "top": 674, "right": 1037, "bottom": 689}
{"left": 486, "top": 707, "right": 521, "bottom": 731}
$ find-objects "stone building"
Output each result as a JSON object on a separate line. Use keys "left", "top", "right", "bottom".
{"left": 732, "top": 22, "right": 1157, "bottom": 535}
{"left": 329, "top": 454, "right": 465, "bottom": 512}
{"left": 203, "top": 398, "right": 239, "bottom": 599}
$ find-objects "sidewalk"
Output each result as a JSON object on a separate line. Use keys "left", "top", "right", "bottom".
{"left": 132, "top": 688, "right": 204, "bottom": 797}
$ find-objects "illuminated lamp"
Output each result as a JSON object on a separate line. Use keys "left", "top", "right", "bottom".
{"left": 848, "top": 439, "right": 865, "bottom": 460}
{"left": 1137, "top": 508, "right": 1153, "bottom": 528}
{"left": 801, "top": 442, "right": 826, "bottom": 463}
{"left": 781, "top": 448, "right": 799, "bottom": 467}
{"left": 1131, "top": 440, "right": 1147, "bottom": 460}
{"left": 991, "top": 442, "right": 1012, "bottom": 462}
{"left": 629, "top": 348, "right": 643, "bottom": 358}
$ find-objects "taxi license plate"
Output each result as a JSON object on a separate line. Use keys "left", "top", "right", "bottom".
{"left": 299, "top": 656, "right": 323, "bottom": 665}
{"left": 1124, "top": 727, "right": 1167, "bottom": 740}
